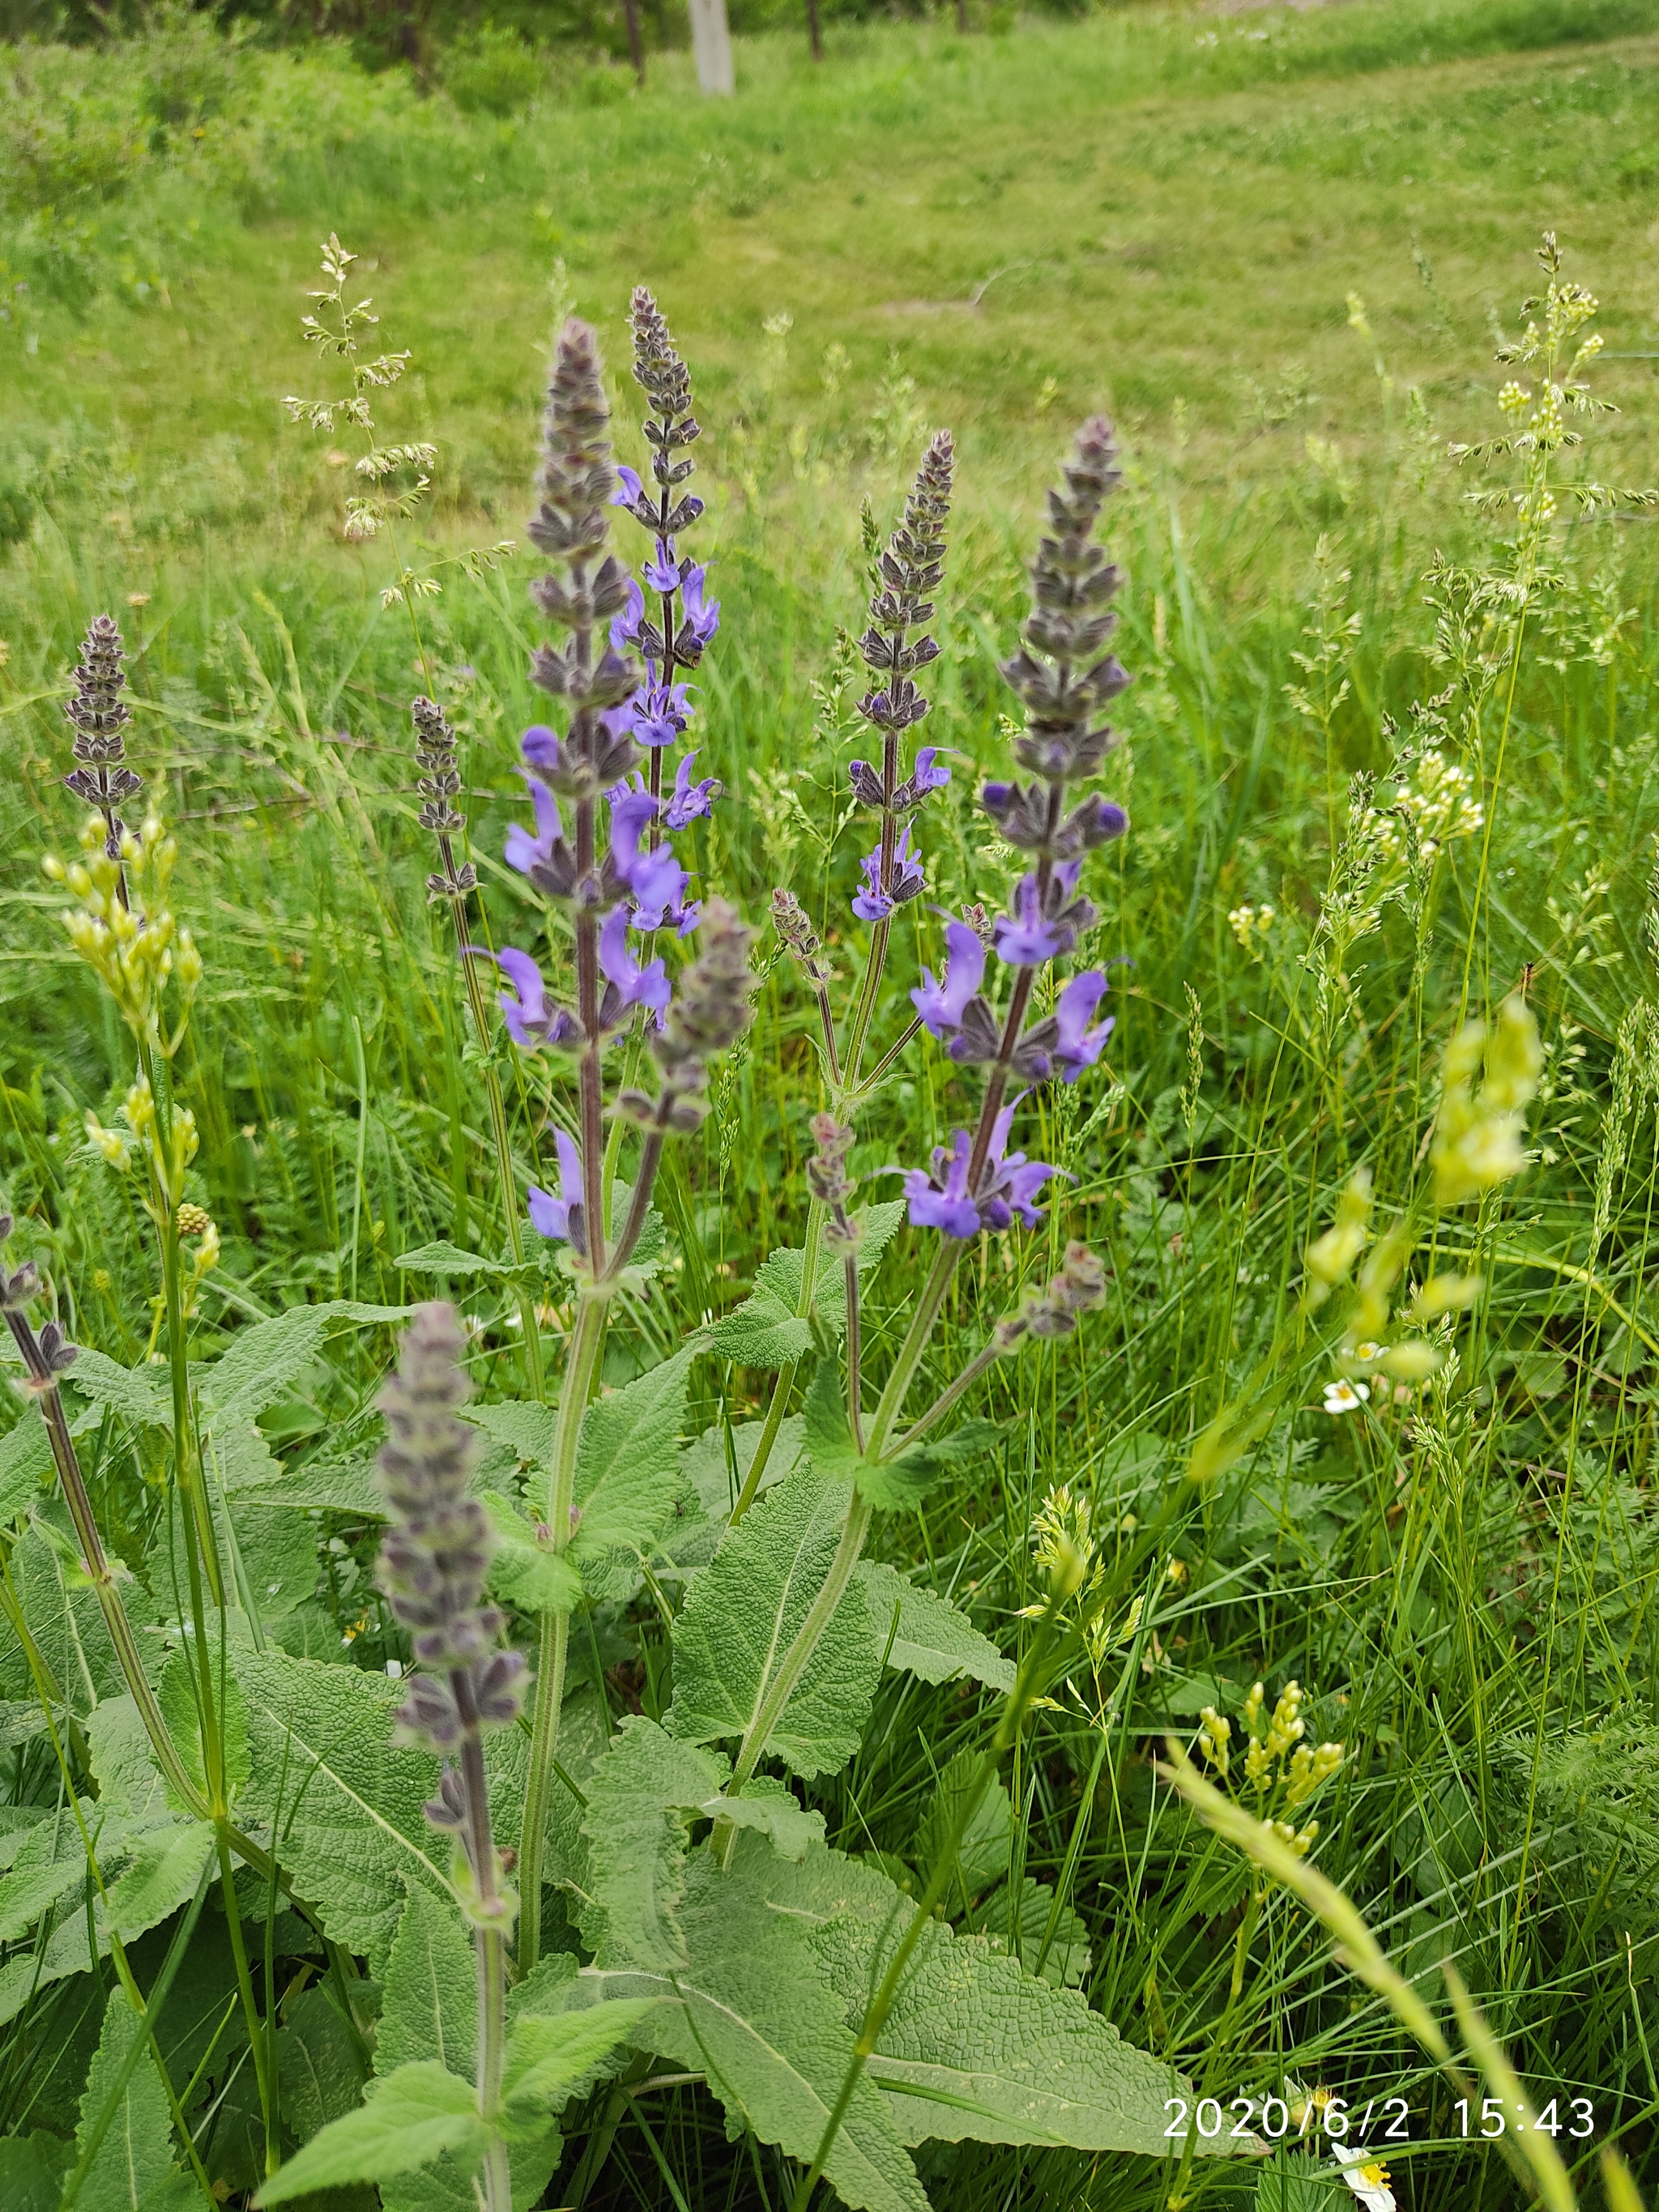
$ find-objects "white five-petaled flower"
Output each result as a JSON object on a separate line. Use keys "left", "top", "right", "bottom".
{"left": 1323, "top": 1378, "right": 1370, "bottom": 1416}
{"left": 1332, "top": 2142, "right": 1396, "bottom": 2211}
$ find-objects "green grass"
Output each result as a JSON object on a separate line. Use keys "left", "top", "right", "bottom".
{"left": 7, "top": 1, "right": 1659, "bottom": 2207}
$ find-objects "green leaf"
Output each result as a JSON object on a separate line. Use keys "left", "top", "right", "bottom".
{"left": 480, "top": 1494, "right": 582, "bottom": 1616}
{"left": 1253, "top": 2157, "right": 1347, "bottom": 2209}
{"left": 0, "top": 1415, "right": 53, "bottom": 1532}
{"left": 157, "top": 1648, "right": 249, "bottom": 1811}
{"left": 855, "top": 1562, "right": 1014, "bottom": 1694}
{"left": 501, "top": 2000, "right": 657, "bottom": 2122}
{"left": 800, "top": 1362, "right": 940, "bottom": 1517}
{"left": 571, "top": 1834, "right": 929, "bottom": 2212}
{"left": 63, "top": 1351, "right": 173, "bottom": 1431}
{"left": 8, "top": 1528, "right": 148, "bottom": 1715}
{"left": 74, "top": 1985, "right": 182, "bottom": 2212}
{"left": 87, "top": 1697, "right": 171, "bottom": 1824}
{"left": 253, "top": 2062, "right": 486, "bottom": 2206}
{"left": 701, "top": 1775, "right": 825, "bottom": 1861}
{"left": 708, "top": 1205, "right": 907, "bottom": 1370}
{"left": 378, "top": 1882, "right": 476, "bottom": 2082}
{"left": 104, "top": 1822, "right": 215, "bottom": 1941}
{"left": 463, "top": 1400, "right": 553, "bottom": 1469}
{"left": 569, "top": 1339, "right": 702, "bottom": 1596}
{"left": 782, "top": 1845, "right": 1227, "bottom": 2158}
{"left": 201, "top": 1302, "right": 407, "bottom": 1432}
{"left": 918, "top": 1750, "right": 1013, "bottom": 1900}
{"left": 0, "top": 2129, "right": 73, "bottom": 2212}
{"left": 665, "top": 1459, "right": 879, "bottom": 1779}
{"left": 236, "top": 1647, "right": 450, "bottom": 1967}
{"left": 395, "top": 1242, "right": 520, "bottom": 1278}
{"left": 226, "top": 1458, "right": 384, "bottom": 1518}
{"left": 0, "top": 1828, "right": 96, "bottom": 1942}
{"left": 579, "top": 1715, "right": 727, "bottom": 1969}
{"left": 969, "top": 1874, "right": 1092, "bottom": 1989}
{"left": 277, "top": 1983, "right": 369, "bottom": 2144}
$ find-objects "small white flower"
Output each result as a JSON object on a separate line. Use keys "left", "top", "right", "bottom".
{"left": 1352, "top": 1340, "right": 1381, "bottom": 1362}
{"left": 386, "top": 1658, "right": 404, "bottom": 1679}
{"left": 1323, "top": 1378, "right": 1371, "bottom": 1416}
{"left": 1333, "top": 2142, "right": 1397, "bottom": 2211}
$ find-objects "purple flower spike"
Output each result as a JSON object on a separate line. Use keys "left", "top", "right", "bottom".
{"left": 472, "top": 947, "right": 582, "bottom": 1051}
{"left": 895, "top": 1097, "right": 1067, "bottom": 1238}
{"left": 610, "top": 577, "right": 646, "bottom": 652}
{"left": 911, "top": 919, "right": 985, "bottom": 1039}
{"left": 505, "top": 774, "right": 563, "bottom": 877}
{"left": 910, "top": 746, "right": 951, "bottom": 797}
{"left": 611, "top": 793, "right": 690, "bottom": 929}
{"left": 679, "top": 566, "right": 720, "bottom": 649}
{"left": 528, "top": 1129, "right": 586, "bottom": 1251}
{"left": 598, "top": 907, "right": 672, "bottom": 1020}
{"left": 612, "top": 465, "right": 644, "bottom": 507}
{"left": 1052, "top": 970, "right": 1114, "bottom": 1082}
{"left": 644, "top": 539, "right": 681, "bottom": 594}
{"left": 851, "top": 825, "right": 925, "bottom": 923}
{"left": 664, "top": 751, "right": 721, "bottom": 829}
{"left": 521, "top": 724, "right": 564, "bottom": 773}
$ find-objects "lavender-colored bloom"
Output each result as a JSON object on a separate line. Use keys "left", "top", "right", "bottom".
{"left": 911, "top": 919, "right": 985, "bottom": 1039}
{"left": 481, "top": 945, "right": 582, "bottom": 1051}
{"left": 630, "top": 676, "right": 693, "bottom": 749}
{"left": 612, "top": 465, "right": 644, "bottom": 507}
{"left": 644, "top": 539, "right": 681, "bottom": 594}
{"left": 610, "top": 577, "right": 646, "bottom": 651}
{"left": 598, "top": 906, "right": 671, "bottom": 1020}
{"left": 679, "top": 566, "right": 719, "bottom": 648}
{"left": 663, "top": 751, "right": 720, "bottom": 829}
{"left": 528, "top": 1129, "right": 586, "bottom": 1252}
{"left": 852, "top": 825, "right": 925, "bottom": 923}
{"left": 993, "top": 873, "right": 1068, "bottom": 965}
{"left": 896, "top": 1100, "right": 1064, "bottom": 1238}
{"left": 610, "top": 788, "right": 689, "bottom": 926}
{"left": 1052, "top": 971, "right": 1113, "bottom": 1080}
{"left": 907, "top": 747, "right": 950, "bottom": 799}
{"left": 505, "top": 773, "right": 563, "bottom": 876}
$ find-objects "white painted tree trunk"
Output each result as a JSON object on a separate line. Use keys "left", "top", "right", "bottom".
{"left": 688, "top": 0, "right": 735, "bottom": 95}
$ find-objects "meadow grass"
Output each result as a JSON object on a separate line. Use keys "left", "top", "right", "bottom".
{"left": 6, "top": 2, "right": 1659, "bottom": 2208}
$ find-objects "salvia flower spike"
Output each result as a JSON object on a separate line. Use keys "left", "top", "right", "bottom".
{"left": 412, "top": 694, "right": 478, "bottom": 904}
{"left": 64, "top": 614, "right": 143, "bottom": 867}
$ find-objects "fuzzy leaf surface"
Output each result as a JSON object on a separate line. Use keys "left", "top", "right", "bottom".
{"left": 665, "top": 1459, "right": 878, "bottom": 1778}
{"left": 481, "top": 1494, "right": 582, "bottom": 1615}
{"left": 578, "top": 1714, "right": 727, "bottom": 1969}
{"left": 782, "top": 1846, "right": 1234, "bottom": 2157}
{"left": 236, "top": 1647, "right": 449, "bottom": 1967}
{"left": 0, "top": 1416, "right": 53, "bottom": 1531}
{"left": 569, "top": 1340, "right": 702, "bottom": 1593}
{"left": 75, "top": 1985, "right": 182, "bottom": 2212}
{"left": 570, "top": 1835, "right": 928, "bottom": 2212}
{"left": 855, "top": 1561, "right": 1014, "bottom": 1693}
{"left": 200, "top": 1300, "right": 406, "bottom": 1432}
{"left": 253, "top": 2061, "right": 485, "bottom": 2205}
{"left": 378, "top": 1881, "right": 476, "bottom": 2082}
{"left": 700, "top": 1775, "right": 825, "bottom": 1860}
{"left": 709, "top": 1204, "right": 907, "bottom": 1370}
{"left": 104, "top": 1821, "right": 215, "bottom": 1941}
{"left": 501, "top": 2000, "right": 658, "bottom": 2122}
{"left": 800, "top": 1362, "right": 941, "bottom": 1516}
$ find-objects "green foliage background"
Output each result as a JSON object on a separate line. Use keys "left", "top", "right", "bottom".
{"left": 7, "top": 0, "right": 1659, "bottom": 2206}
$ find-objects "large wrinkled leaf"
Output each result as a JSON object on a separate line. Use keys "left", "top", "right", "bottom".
{"left": 855, "top": 1562, "right": 1014, "bottom": 1694}
{"left": 782, "top": 1845, "right": 1235, "bottom": 2159}
{"left": 970, "top": 1873, "right": 1092, "bottom": 1990}
{"left": 463, "top": 1400, "right": 553, "bottom": 1470}
{"left": 481, "top": 1494, "right": 582, "bottom": 1616}
{"left": 709, "top": 1204, "right": 907, "bottom": 1370}
{"left": 501, "top": 2001, "right": 657, "bottom": 2122}
{"left": 0, "top": 1415, "right": 53, "bottom": 1531}
{"left": 702, "top": 1775, "right": 825, "bottom": 1861}
{"left": 570, "top": 1834, "right": 929, "bottom": 2212}
{"left": 74, "top": 1985, "right": 183, "bottom": 2212}
{"left": 666, "top": 1460, "right": 878, "bottom": 1779}
{"left": 378, "top": 1882, "right": 476, "bottom": 2082}
{"left": 6, "top": 1527, "right": 149, "bottom": 1715}
{"left": 569, "top": 1340, "right": 702, "bottom": 1596}
{"left": 279, "top": 1983, "right": 368, "bottom": 2146}
{"left": 87, "top": 1696, "right": 171, "bottom": 1824}
{"left": 0, "top": 2129, "right": 73, "bottom": 2212}
{"left": 578, "top": 1715, "right": 727, "bottom": 1970}
{"left": 157, "top": 1647, "right": 249, "bottom": 1810}
{"left": 199, "top": 1300, "right": 406, "bottom": 1433}
{"left": 253, "top": 2061, "right": 486, "bottom": 2206}
{"left": 236, "top": 1647, "right": 450, "bottom": 1967}
{"left": 918, "top": 1750, "right": 1013, "bottom": 1902}
{"left": 104, "top": 1822, "right": 215, "bottom": 1941}
{"left": 395, "top": 1242, "right": 523, "bottom": 1278}
{"left": 229, "top": 1455, "right": 384, "bottom": 1517}
{"left": 63, "top": 1351, "right": 173, "bottom": 1431}
{"left": 800, "top": 1362, "right": 945, "bottom": 1516}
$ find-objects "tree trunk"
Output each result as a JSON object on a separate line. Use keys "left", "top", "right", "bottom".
{"left": 806, "top": 0, "right": 822, "bottom": 62}
{"left": 688, "top": 0, "right": 735, "bottom": 93}
{"left": 623, "top": 0, "right": 646, "bottom": 82}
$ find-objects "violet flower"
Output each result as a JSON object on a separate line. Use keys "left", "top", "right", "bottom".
{"left": 610, "top": 578, "right": 646, "bottom": 652}
{"left": 527, "top": 1128, "right": 587, "bottom": 1254}
{"left": 597, "top": 906, "right": 671, "bottom": 1024}
{"left": 896, "top": 1101, "right": 1064, "bottom": 1239}
{"left": 992, "top": 861, "right": 1095, "bottom": 967}
{"left": 644, "top": 539, "right": 682, "bottom": 594}
{"left": 505, "top": 773, "right": 565, "bottom": 879}
{"left": 484, "top": 946, "right": 582, "bottom": 1051}
{"left": 663, "top": 751, "right": 721, "bottom": 829}
{"left": 852, "top": 824, "right": 925, "bottom": 923}
{"left": 911, "top": 919, "right": 985, "bottom": 1040}
{"left": 1051, "top": 971, "right": 1114, "bottom": 1080}
{"left": 678, "top": 567, "right": 720, "bottom": 654}
{"left": 630, "top": 676, "right": 693, "bottom": 749}
{"left": 613, "top": 465, "right": 644, "bottom": 508}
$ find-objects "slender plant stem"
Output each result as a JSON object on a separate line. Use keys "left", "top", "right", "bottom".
{"left": 518, "top": 1285, "right": 610, "bottom": 1971}
{"left": 844, "top": 1252, "right": 863, "bottom": 1451}
{"left": 842, "top": 916, "right": 890, "bottom": 1092}
{"left": 790, "top": 1589, "right": 1066, "bottom": 2212}
{"left": 216, "top": 1825, "right": 277, "bottom": 2175}
{"left": 847, "top": 1014, "right": 922, "bottom": 1105}
{"left": 892, "top": 1339, "right": 1002, "bottom": 1456}
{"left": 606, "top": 1132, "right": 666, "bottom": 1279}
{"left": 865, "top": 1238, "right": 961, "bottom": 1462}
{"left": 454, "top": 1701, "right": 511, "bottom": 2212}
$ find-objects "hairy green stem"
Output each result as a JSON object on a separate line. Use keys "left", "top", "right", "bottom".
{"left": 217, "top": 1825, "right": 277, "bottom": 2176}
{"left": 730, "top": 1197, "right": 826, "bottom": 1525}
{"left": 518, "top": 1285, "right": 610, "bottom": 1971}
{"left": 864, "top": 1238, "right": 961, "bottom": 1463}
